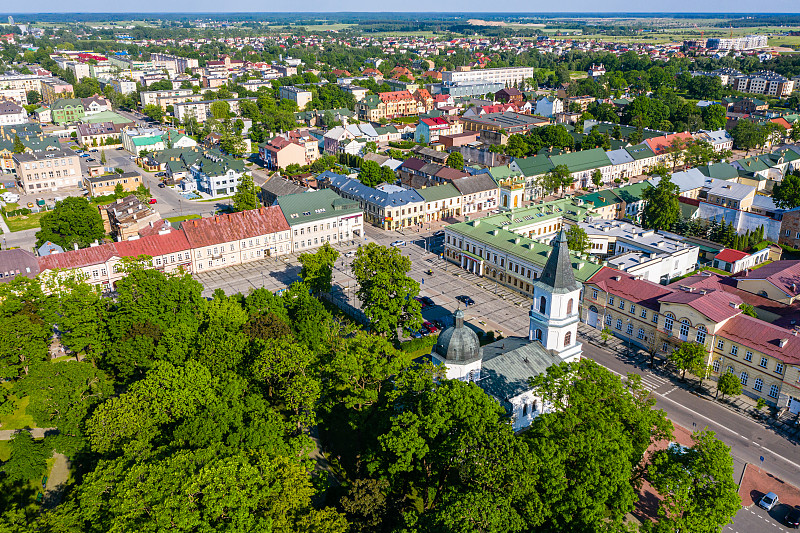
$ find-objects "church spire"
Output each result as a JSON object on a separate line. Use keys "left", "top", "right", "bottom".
{"left": 538, "top": 230, "right": 580, "bottom": 294}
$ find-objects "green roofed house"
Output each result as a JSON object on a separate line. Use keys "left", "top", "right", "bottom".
{"left": 549, "top": 147, "right": 613, "bottom": 190}
{"left": 443, "top": 217, "right": 602, "bottom": 299}
{"left": 276, "top": 188, "right": 364, "bottom": 253}
{"left": 611, "top": 181, "right": 652, "bottom": 222}
{"left": 50, "top": 98, "right": 85, "bottom": 125}
{"left": 696, "top": 163, "right": 740, "bottom": 181}
{"left": 417, "top": 183, "right": 462, "bottom": 222}
{"left": 574, "top": 189, "right": 621, "bottom": 220}
{"left": 509, "top": 154, "right": 554, "bottom": 200}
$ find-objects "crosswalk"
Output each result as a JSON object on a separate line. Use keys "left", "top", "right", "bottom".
{"left": 639, "top": 372, "right": 669, "bottom": 392}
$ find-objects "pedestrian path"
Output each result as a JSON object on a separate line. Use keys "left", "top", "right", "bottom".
{"left": 638, "top": 371, "right": 669, "bottom": 392}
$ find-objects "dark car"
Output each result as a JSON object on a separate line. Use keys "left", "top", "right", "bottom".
{"left": 420, "top": 296, "right": 435, "bottom": 307}
{"left": 433, "top": 230, "right": 445, "bottom": 237}
{"left": 414, "top": 297, "right": 427, "bottom": 309}
{"left": 433, "top": 319, "right": 445, "bottom": 330}
{"left": 422, "top": 321, "right": 439, "bottom": 334}
{"left": 786, "top": 507, "right": 800, "bottom": 529}
{"left": 157, "top": 183, "right": 166, "bottom": 188}
{"left": 456, "top": 295, "right": 475, "bottom": 306}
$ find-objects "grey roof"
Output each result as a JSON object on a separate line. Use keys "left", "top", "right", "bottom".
{"left": 12, "top": 148, "right": 77, "bottom": 163}
{"left": 322, "top": 171, "right": 424, "bottom": 208}
{"left": 37, "top": 241, "right": 64, "bottom": 256}
{"left": 536, "top": 230, "right": 581, "bottom": 294}
{"left": 705, "top": 179, "right": 754, "bottom": 201}
{"left": 606, "top": 148, "right": 635, "bottom": 166}
{"left": 434, "top": 309, "right": 482, "bottom": 364}
{"left": 648, "top": 168, "right": 707, "bottom": 194}
{"left": 751, "top": 194, "right": 778, "bottom": 211}
{"left": 0, "top": 249, "right": 39, "bottom": 282}
{"left": 478, "top": 336, "right": 558, "bottom": 401}
{"left": 261, "top": 176, "right": 308, "bottom": 199}
{"left": 452, "top": 173, "right": 498, "bottom": 196}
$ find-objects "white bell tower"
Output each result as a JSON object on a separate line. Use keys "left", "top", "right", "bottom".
{"left": 529, "top": 230, "right": 582, "bottom": 363}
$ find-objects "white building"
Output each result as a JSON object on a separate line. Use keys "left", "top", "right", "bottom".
{"left": 534, "top": 96, "right": 563, "bottom": 118}
{"left": 0, "top": 101, "right": 28, "bottom": 125}
{"left": 442, "top": 66, "right": 535, "bottom": 87}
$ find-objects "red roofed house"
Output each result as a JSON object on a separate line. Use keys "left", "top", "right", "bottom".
{"left": 734, "top": 260, "right": 800, "bottom": 305}
{"left": 712, "top": 247, "right": 770, "bottom": 273}
{"left": 583, "top": 266, "right": 800, "bottom": 410}
{"left": 390, "top": 66, "right": 414, "bottom": 81}
{"left": 644, "top": 132, "right": 694, "bottom": 165}
{"left": 494, "top": 87, "right": 524, "bottom": 105}
{"left": 412, "top": 89, "right": 434, "bottom": 113}
{"left": 361, "top": 68, "right": 383, "bottom": 78}
{"left": 259, "top": 136, "right": 307, "bottom": 170}
{"left": 378, "top": 90, "right": 418, "bottom": 118}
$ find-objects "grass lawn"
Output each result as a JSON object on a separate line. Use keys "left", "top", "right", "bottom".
{"left": 0, "top": 387, "right": 35, "bottom": 431}
{"left": 0, "top": 440, "right": 11, "bottom": 462}
{"left": 166, "top": 214, "right": 201, "bottom": 223}
{"left": 4, "top": 211, "right": 47, "bottom": 232}
{"left": 4, "top": 202, "right": 19, "bottom": 211}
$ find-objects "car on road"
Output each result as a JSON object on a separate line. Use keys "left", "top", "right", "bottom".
{"left": 155, "top": 172, "right": 165, "bottom": 177}
{"left": 422, "top": 321, "right": 439, "bottom": 334}
{"left": 390, "top": 240, "right": 406, "bottom": 247}
{"left": 148, "top": 198, "right": 158, "bottom": 204}
{"left": 456, "top": 295, "right": 475, "bottom": 306}
{"left": 26, "top": 202, "right": 34, "bottom": 208}
{"left": 344, "top": 251, "right": 356, "bottom": 258}
{"left": 157, "top": 183, "right": 166, "bottom": 188}
{"left": 420, "top": 296, "right": 434, "bottom": 307}
{"left": 80, "top": 153, "right": 91, "bottom": 158}
{"left": 90, "top": 149, "right": 98, "bottom": 152}
{"left": 758, "top": 492, "right": 779, "bottom": 511}
{"left": 116, "top": 146, "right": 125, "bottom": 150}
{"left": 786, "top": 507, "right": 800, "bottom": 529}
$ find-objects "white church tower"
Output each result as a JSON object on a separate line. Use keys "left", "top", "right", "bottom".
{"left": 528, "top": 230, "right": 583, "bottom": 363}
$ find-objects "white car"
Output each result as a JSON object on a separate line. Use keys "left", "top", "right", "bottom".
{"left": 758, "top": 492, "right": 779, "bottom": 511}
{"left": 2, "top": 192, "right": 19, "bottom": 203}
{"left": 344, "top": 251, "right": 356, "bottom": 258}
{"left": 390, "top": 240, "right": 406, "bottom": 247}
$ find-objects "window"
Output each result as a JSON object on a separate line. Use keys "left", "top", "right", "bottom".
{"left": 608, "top": 296, "right": 614, "bottom": 306}
{"left": 564, "top": 332, "right": 571, "bottom": 347}
{"left": 754, "top": 378, "right": 763, "bottom": 392}
{"left": 662, "top": 342, "right": 669, "bottom": 352}
{"left": 637, "top": 328, "right": 645, "bottom": 340}
{"left": 696, "top": 326, "right": 706, "bottom": 344}
{"left": 740, "top": 372, "right": 748, "bottom": 386}
{"left": 619, "top": 299, "right": 625, "bottom": 309}
{"left": 605, "top": 314, "right": 612, "bottom": 326}
{"left": 616, "top": 319, "right": 622, "bottom": 330}
{"left": 629, "top": 304, "right": 636, "bottom": 314}
{"left": 679, "top": 319, "right": 690, "bottom": 339}
{"left": 760, "top": 357, "right": 768, "bottom": 368}
{"left": 626, "top": 323, "right": 633, "bottom": 335}
{"left": 664, "top": 316, "right": 673, "bottom": 333}
{"left": 540, "top": 296, "right": 546, "bottom": 313}
{"left": 730, "top": 346, "right": 738, "bottom": 356}
{"left": 652, "top": 313, "right": 659, "bottom": 324}
{"left": 745, "top": 351, "right": 752, "bottom": 362}
{"left": 641, "top": 309, "right": 647, "bottom": 319}
{"left": 712, "top": 359, "right": 720, "bottom": 373}
{"left": 591, "top": 289, "right": 598, "bottom": 299}
{"left": 776, "top": 363, "right": 784, "bottom": 374}
{"left": 567, "top": 299, "right": 573, "bottom": 315}
{"left": 717, "top": 340, "right": 724, "bottom": 350}
{"left": 727, "top": 366, "right": 735, "bottom": 374}
{"left": 768, "top": 384, "right": 779, "bottom": 399}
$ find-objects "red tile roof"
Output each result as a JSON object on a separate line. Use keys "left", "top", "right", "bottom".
{"left": 115, "top": 228, "right": 191, "bottom": 258}
{"left": 734, "top": 260, "right": 800, "bottom": 297}
{"left": 379, "top": 90, "right": 415, "bottom": 103}
{"left": 645, "top": 132, "right": 694, "bottom": 155}
{"left": 659, "top": 288, "right": 743, "bottom": 323}
{"left": 715, "top": 248, "right": 750, "bottom": 263}
{"left": 717, "top": 314, "right": 800, "bottom": 364}
{"left": 586, "top": 267, "right": 673, "bottom": 311}
{"left": 181, "top": 206, "right": 289, "bottom": 249}
{"left": 38, "top": 243, "right": 118, "bottom": 272}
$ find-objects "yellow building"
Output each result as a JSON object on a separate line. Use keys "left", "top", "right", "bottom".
{"left": 86, "top": 171, "right": 142, "bottom": 197}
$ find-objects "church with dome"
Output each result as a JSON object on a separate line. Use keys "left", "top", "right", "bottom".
{"left": 430, "top": 230, "right": 583, "bottom": 431}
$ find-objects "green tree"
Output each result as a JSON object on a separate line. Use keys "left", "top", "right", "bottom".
{"left": 772, "top": 173, "right": 800, "bottom": 209}
{"left": 648, "top": 430, "right": 741, "bottom": 533}
{"left": 55, "top": 279, "right": 108, "bottom": 360}
{"left": 113, "top": 183, "right": 124, "bottom": 198}
{"left": 591, "top": 169, "right": 603, "bottom": 189}
{"left": 565, "top": 224, "right": 589, "bottom": 253}
{"left": 0, "top": 313, "right": 50, "bottom": 378}
{"left": 299, "top": 242, "right": 339, "bottom": 294}
{"left": 526, "top": 360, "right": 673, "bottom": 531}
{"left": 351, "top": 242, "right": 423, "bottom": 340}
{"left": 133, "top": 183, "right": 151, "bottom": 203}
{"left": 739, "top": 303, "right": 758, "bottom": 318}
{"left": 209, "top": 100, "right": 231, "bottom": 120}
{"left": 642, "top": 173, "right": 680, "bottom": 231}
{"left": 446, "top": 151, "right": 464, "bottom": 169}
{"left": 142, "top": 104, "right": 164, "bottom": 123}
{"left": 26, "top": 90, "right": 41, "bottom": 104}
{"left": 730, "top": 120, "right": 765, "bottom": 155}
{"left": 231, "top": 173, "right": 259, "bottom": 212}
{"left": 12, "top": 134, "right": 25, "bottom": 154}
{"left": 100, "top": 150, "right": 107, "bottom": 165}
{"left": 670, "top": 342, "right": 706, "bottom": 381}
{"left": 716, "top": 372, "right": 743, "bottom": 401}
{"left": 358, "top": 160, "right": 383, "bottom": 188}
{"left": 541, "top": 164, "right": 571, "bottom": 197}
{"left": 2, "top": 431, "right": 48, "bottom": 484}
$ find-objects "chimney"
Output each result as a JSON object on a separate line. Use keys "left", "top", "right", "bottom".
{"left": 73, "top": 243, "right": 78, "bottom": 250}
{"left": 779, "top": 338, "right": 788, "bottom": 348}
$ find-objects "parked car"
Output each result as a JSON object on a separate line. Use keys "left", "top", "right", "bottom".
{"left": 420, "top": 296, "right": 435, "bottom": 307}
{"left": 90, "top": 149, "right": 98, "bottom": 152}
{"left": 433, "top": 230, "right": 445, "bottom": 237}
{"left": 456, "top": 295, "right": 475, "bottom": 306}
{"left": 86, "top": 158, "right": 95, "bottom": 162}
{"left": 155, "top": 172, "right": 165, "bottom": 177}
{"left": 129, "top": 155, "right": 137, "bottom": 161}
{"left": 80, "top": 153, "right": 90, "bottom": 158}
{"left": 433, "top": 319, "right": 445, "bottom": 330}
{"left": 344, "top": 251, "right": 356, "bottom": 258}
{"left": 758, "top": 492, "right": 779, "bottom": 511}
{"left": 390, "top": 240, "right": 406, "bottom": 247}
{"left": 148, "top": 198, "right": 157, "bottom": 204}
{"left": 26, "top": 202, "right": 34, "bottom": 208}
{"left": 157, "top": 183, "right": 166, "bottom": 188}
{"left": 786, "top": 507, "right": 800, "bottom": 529}
{"left": 422, "top": 321, "right": 439, "bottom": 334}
{"left": 414, "top": 297, "right": 427, "bottom": 309}
{"left": 116, "top": 146, "right": 125, "bottom": 150}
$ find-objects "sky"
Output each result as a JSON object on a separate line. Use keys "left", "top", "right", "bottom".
{"left": 6, "top": 2, "right": 800, "bottom": 13}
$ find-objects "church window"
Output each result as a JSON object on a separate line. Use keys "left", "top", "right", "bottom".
{"left": 539, "top": 296, "right": 546, "bottom": 313}
{"left": 664, "top": 315, "right": 673, "bottom": 333}
{"left": 564, "top": 332, "right": 571, "bottom": 347}
{"left": 679, "top": 319, "right": 690, "bottom": 339}
{"left": 566, "top": 299, "right": 573, "bottom": 315}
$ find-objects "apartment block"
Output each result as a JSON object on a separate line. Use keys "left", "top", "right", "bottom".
{"left": 13, "top": 148, "right": 82, "bottom": 193}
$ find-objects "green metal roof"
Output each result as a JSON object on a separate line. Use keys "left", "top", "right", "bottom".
{"left": 479, "top": 198, "right": 589, "bottom": 231}
{"left": 625, "top": 143, "right": 656, "bottom": 161}
{"left": 276, "top": 188, "right": 360, "bottom": 226}
{"left": 549, "top": 147, "right": 612, "bottom": 173}
{"left": 447, "top": 220, "right": 602, "bottom": 283}
{"left": 611, "top": 181, "right": 652, "bottom": 203}
{"left": 696, "top": 163, "right": 739, "bottom": 180}
{"left": 513, "top": 155, "right": 554, "bottom": 177}
{"left": 417, "top": 183, "right": 460, "bottom": 202}
{"left": 577, "top": 190, "right": 620, "bottom": 209}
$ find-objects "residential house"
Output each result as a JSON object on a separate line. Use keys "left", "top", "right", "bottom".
{"left": 189, "top": 149, "right": 246, "bottom": 198}
{"left": 85, "top": 171, "right": 143, "bottom": 197}
{"left": 50, "top": 98, "right": 84, "bottom": 125}
{"left": 0, "top": 249, "right": 39, "bottom": 283}
{"left": 277, "top": 189, "right": 364, "bottom": 252}
{"left": 534, "top": 96, "right": 563, "bottom": 118}
{"left": 452, "top": 173, "right": 500, "bottom": 215}
{"left": 259, "top": 136, "right": 307, "bottom": 170}
{"left": 712, "top": 248, "right": 771, "bottom": 273}
{"left": 260, "top": 175, "right": 308, "bottom": 206}
{"left": 0, "top": 101, "right": 27, "bottom": 125}
{"left": 418, "top": 183, "right": 462, "bottom": 222}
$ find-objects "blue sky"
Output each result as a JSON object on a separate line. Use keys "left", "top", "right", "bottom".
{"left": 7, "top": 3, "right": 800, "bottom": 13}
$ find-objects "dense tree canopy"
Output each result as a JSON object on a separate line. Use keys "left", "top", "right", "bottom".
{"left": 35, "top": 197, "right": 106, "bottom": 250}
